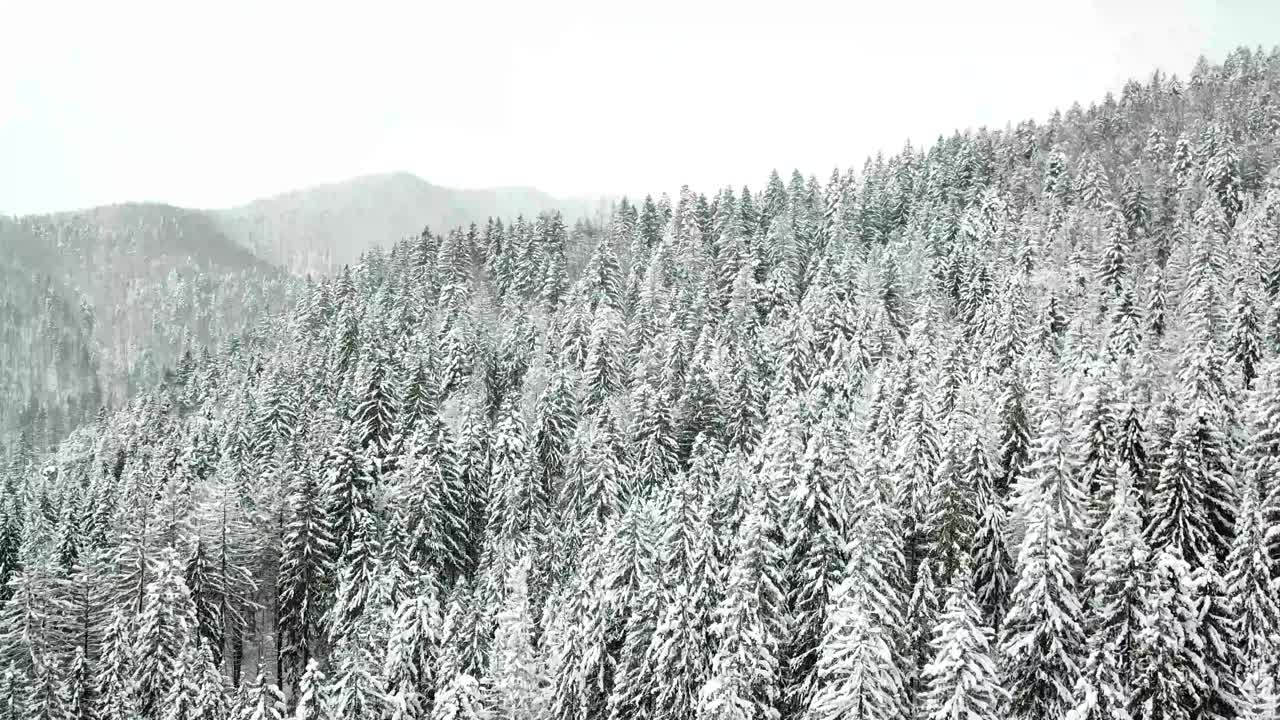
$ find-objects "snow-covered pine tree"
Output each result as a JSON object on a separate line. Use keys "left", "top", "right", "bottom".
{"left": 96, "top": 606, "right": 136, "bottom": 720}
{"left": 234, "top": 661, "right": 287, "bottom": 720}
{"left": 487, "top": 556, "right": 548, "bottom": 720}
{"left": 1000, "top": 440, "right": 1085, "bottom": 720}
{"left": 1224, "top": 477, "right": 1279, "bottom": 672}
{"left": 645, "top": 473, "right": 718, "bottom": 720}
{"left": 779, "top": 395, "right": 849, "bottom": 718}
{"left": 133, "top": 548, "right": 198, "bottom": 719}
{"left": 697, "top": 505, "right": 783, "bottom": 720}
{"left": 1130, "top": 549, "right": 1203, "bottom": 720}
{"left": 278, "top": 466, "right": 336, "bottom": 684}
{"left": 919, "top": 555, "right": 1003, "bottom": 720}
{"left": 25, "top": 658, "right": 66, "bottom": 720}
{"left": 383, "top": 569, "right": 442, "bottom": 720}
{"left": 1071, "top": 464, "right": 1149, "bottom": 720}
{"left": 159, "top": 643, "right": 202, "bottom": 720}
{"left": 807, "top": 498, "right": 907, "bottom": 720}
{"left": 432, "top": 673, "right": 490, "bottom": 720}
{"left": 63, "top": 646, "right": 96, "bottom": 720}
{"left": 293, "top": 659, "right": 327, "bottom": 720}
{"left": 1235, "top": 659, "right": 1277, "bottom": 720}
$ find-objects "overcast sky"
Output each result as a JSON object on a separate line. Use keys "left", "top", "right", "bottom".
{"left": 1, "top": 0, "right": 1274, "bottom": 215}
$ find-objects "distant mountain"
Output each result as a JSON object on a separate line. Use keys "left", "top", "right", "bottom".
{"left": 1, "top": 204, "right": 298, "bottom": 446}
{"left": 214, "top": 172, "right": 611, "bottom": 274}
{"left": 1, "top": 174, "right": 608, "bottom": 447}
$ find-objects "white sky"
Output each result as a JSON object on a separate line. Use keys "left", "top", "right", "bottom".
{"left": 0, "top": 0, "right": 1273, "bottom": 215}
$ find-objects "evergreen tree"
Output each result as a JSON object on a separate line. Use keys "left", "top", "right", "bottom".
{"left": 697, "top": 507, "right": 783, "bottom": 720}
{"left": 432, "top": 673, "right": 490, "bottom": 720}
{"left": 1130, "top": 550, "right": 1202, "bottom": 720}
{"left": 96, "top": 608, "right": 135, "bottom": 720}
{"left": 293, "top": 659, "right": 327, "bottom": 720}
{"left": 808, "top": 501, "right": 907, "bottom": 720}
{"left": 235, "top": 662, "right": 286, "bottom": 720}
{"left": 1000, "top": 466, "right": 1085, "bottom": 720}
{"left": 279, "top": 467, "right": 336, "bottom": 682}
{"left": 919, "top": 556, "right": 1003, "bottom": 720}
{"left": 487, "top": 556, "right": 547, "bottom": 719}
{"left": 133, "top": 549, "right": 198, "bottom": 719}
{"left": 64, "top": 646, "right": 97, "bottom": 720}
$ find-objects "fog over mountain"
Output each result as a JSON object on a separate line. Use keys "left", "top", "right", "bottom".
{"left": 213, "top": 172, "right": 610, "bottom": 274}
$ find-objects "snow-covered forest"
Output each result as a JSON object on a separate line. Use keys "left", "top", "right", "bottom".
{"left": 4, "top": 47, "right": 1280, "bottom": 720}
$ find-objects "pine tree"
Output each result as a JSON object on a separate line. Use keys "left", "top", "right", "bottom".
{"left": 1224, "top": 478, "right": 1280, "bottom": 669}
{"left": 1098, "top": 208, "right": 1130, "bottom": 296}
{"left": 1130, "top": 549, "right": 1202, "bottom": 720}
{"left": 159, "top": 643, "right": 202, "bottom": 720}
{"left": 1145, "top": 412, "right": 1233, "bottom": 567}
{"left": 1071, "top": 465, "right": 1148, "bottom": 720}
{"left": 644, "top": 471, "right": 718, "bottom": 720}
{"left": 327, "top": 608, "right": 387, "bottom": 720}
{"left": 194, "top": 643, "right": 229, "bottom": 720}
{"left": 383, "top": 574, "right": 441, "bottom": 719}
{"left": 279, "top": 467, "right": 336, "bottom": 682}
{"left": 1227, "top": 277, "right": 1262, "bottom": 388}
{"left": 432, "top": 673, "right": 490, "bottom": 720}
{"left": 355, "top": 347, "right": 401, "bottom": 465}
{"left": 489, "top": 398, "right": 542, "bottom": 543}
{"left": 697, "top": 507, "right": 783, "bottom": 720}
{"left": 807, "top": 502, "right": 907, "bottom": 720}
{"left": 293, "top": 659, "right": 327, "bottom": 720}
{"left": 235, "top": 662, "right": 287, "bottom": 720}
{"left": 26, "top": 658, "right": 66, "bottom": 720}
{"left": 96, "top": 607, "right": 135, "bottom": 720}
{"left": 133, "top": 549, "right": 198, "bottom": 719}
{"left": 1001, "top": 468, "right": 1085, "bottom": 720}
{"left": 1235, "top": 660, "right": 1277, "bottom": 720}
{"left": 547, "top": 546, "right": 611, "bottom": 720}
{"left": 64, "top": 646, "right": 96, "bottom": 720}
{"left": 919, "top": 556, "right": 1003, "bottom": 720}
{"left": 486, "top": 555, "right": 548, "bottom": 719}
{"left": 780, "top": 398, "right": 849, "bottom": 717}
{"left": 326, "top": 418, "right": 375, "bottom": 558}
{"left": 970, "top": 489, "right": 1013, "bottom": 631}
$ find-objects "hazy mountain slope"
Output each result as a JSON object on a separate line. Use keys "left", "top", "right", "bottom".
{"left": 0, "top": 221, "right": 100, "bottom": 447}
{"left": 214, "top": 171, "right": 610, "bottom": 273}
{"left": 0, "top": 175, "right": 603, "bottom": 447}
{"left": 2, "top": 204, "right": 299, "bottom": 446}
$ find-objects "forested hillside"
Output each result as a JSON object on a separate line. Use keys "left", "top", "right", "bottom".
{"left": 0, "top": 206, "right": 299, "bottom": 450}
{"left": 1, "top": 178, "right": 604, "bottom": 452}
{"left": 5, "top": 47, "right": 1280, "bottom": 720}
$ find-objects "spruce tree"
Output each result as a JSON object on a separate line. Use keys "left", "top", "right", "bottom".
{"left": 432, "top": 673, "right": 490, "bottom": 720}
{"left": 1000, "top": 469, "right": 1085, "bottom": 720}
{"left": 1130, "top": 549, "right": 1202, "bottom": 720}
{"left": 279, "top": 467, "right": 336, "bottom": 683}
{"left": 133, "top": 549, "right": 198, "bottom": 719}
{"left": 919, "top": 556, "right": 1003, "bottom": 720}
{"left": 487, "top": 556, "right": 548, "bottom": 719}
{"left": 235, "top": 662, "right": 287, "bottom": 720}
{"left": 807, "top": 500, "right": 906, "bottom": 720}
{"left": 293, "top": 659, "right": 327, "bottom": 720}
{"left": 1224, "top": 478, "right": 1279, "bottom": 669}
{"left": 697, "top": 507, "right": 783, "bottom": 720}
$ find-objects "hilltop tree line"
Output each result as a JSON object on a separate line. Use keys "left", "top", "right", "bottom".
{"left": 3, "top": 47, "right": 1280, "bottom": 720}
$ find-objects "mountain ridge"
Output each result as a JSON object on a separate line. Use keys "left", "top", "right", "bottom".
{"left": 209, "top": 171, "right": 610, "bottom": 274}
{"left": 9, "top": 172, "right": 612, "bottom": 275}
